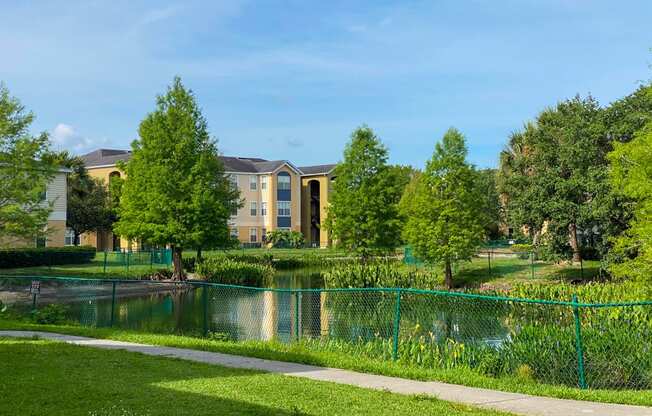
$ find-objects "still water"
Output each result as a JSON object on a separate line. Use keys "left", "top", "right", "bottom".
{"left": 2, "top": 269, "right": 510, "bottom": 346}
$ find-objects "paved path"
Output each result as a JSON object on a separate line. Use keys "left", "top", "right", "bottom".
{"left": 2, "top": 330, "right": 651, "bottom": 416}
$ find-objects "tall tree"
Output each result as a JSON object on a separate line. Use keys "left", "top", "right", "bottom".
{"left": 608, "top": 122, "right": 652, "bottom": 281}
{"left": 476, "top": 168, "right": 502, "bottom": 239}
{"left": 114, "top": 77, "right": 240, "bottom": 279}
{"left": 324, "top": 126, "right": 402, "bottom": 256}
{"left": 499, "top": 97, "right": 608, "bottom": 262}
{"left": 0, "top": 83, "right": 56, "bottom": 245}
{"left": 55, "top": 152, "right": 114, "bottom": 245}
{"left": 400, "top": 128, "right": 485, "bottom": 289}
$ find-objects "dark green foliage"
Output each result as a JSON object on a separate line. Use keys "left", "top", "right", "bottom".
{"left": 32, "top": 304, "right": 69, "bottom": 324}
{"left": 195, "top": 257, "right": 275, "bottom": 286}
{"left": 56, "top": 151, "right": 114, "bottom": 244}
{"left": 0, "top": 246, "right": 96, "bottom": 268}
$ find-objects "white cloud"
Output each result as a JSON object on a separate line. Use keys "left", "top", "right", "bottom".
{"left": 50, "top": 123, "right": 108, "bottom": 154}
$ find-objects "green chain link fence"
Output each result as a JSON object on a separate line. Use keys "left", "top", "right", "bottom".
{"left": 1, "top": 275, "right": 651, "bottom": 391}
{"left": 99, "top": 249, "right": 172, "bottom": 273}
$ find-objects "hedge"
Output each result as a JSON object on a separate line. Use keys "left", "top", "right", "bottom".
{"left": 0, "top": 246, "right": 96, "bottom": 268}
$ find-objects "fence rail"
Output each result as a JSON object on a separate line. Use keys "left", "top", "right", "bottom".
{"left": 1, "top": 275, "right": 651, "bottom": 391}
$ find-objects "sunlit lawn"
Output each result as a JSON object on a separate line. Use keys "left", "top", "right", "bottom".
{"left": 0, "top": 248, "right": 603, "bottom": 290}
{"left": 0, "top": 337, "right": 509, "bottom": 416}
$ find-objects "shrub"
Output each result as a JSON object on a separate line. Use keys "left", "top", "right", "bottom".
{"left": 509, "top": 244, "right": 533, "bottom": 260}
{"left": 323, "top": 261, "right": 440, "bottom": 289}
{"left": 265, "top": 230, "right": 305, "bottom": 248}
{"left": 0, "top": 246, "right": 96, "bottom": 268}
{"left": 32, "top": 304, "right": 69, "bottom": 324}
{"left": 139, "top": 269, "right": 173, "bottom": 280}
{"left": 195, "top": 257, "right": 275, "bottom": 286}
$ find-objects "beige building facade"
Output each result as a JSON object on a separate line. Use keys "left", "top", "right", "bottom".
{"left": 80, "top": 149, "right": 335, "bottom": 249}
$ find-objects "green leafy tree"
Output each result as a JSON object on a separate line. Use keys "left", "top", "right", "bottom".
{"left": 0, "top": 84, "right": 56, "bottom": 245}
{"left": 400, "top": 128, "right": 485, "bottom": 289}
{"left": 324, "top": 126, "right": 402, "bottom": 256}
{"left": 114, "top": 77, "right": 240, "bottom": 279}
{"left": 499, "top": 97, "right": 608, "bottom": 262}
{"left": 608, "top": 122, "right": 652, "bottom": 280}
{"left": 55, "top": 151, "right": 114, "bottom": 245}
{"left": 476, "top": 168, "right": 502, "bottom": 239}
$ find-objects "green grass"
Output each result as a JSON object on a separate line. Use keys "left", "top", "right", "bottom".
{"left": 0, "top": 336, "right": 509, "bottom": 416}
{"left": 2, "top": 320, "right": 650, "bottom": 407}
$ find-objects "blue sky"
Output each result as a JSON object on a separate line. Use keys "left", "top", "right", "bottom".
{"left": 2, "top": 1, "right": 651, "bottom": 168}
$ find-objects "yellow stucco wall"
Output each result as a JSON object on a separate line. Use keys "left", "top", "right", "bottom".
{"left": 301, "top": 175, "right": 331, "bottom": 247}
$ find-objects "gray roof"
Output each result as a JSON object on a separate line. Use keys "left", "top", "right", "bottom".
{"left": 298, "top": 164, "right": 337, "bottom": 175}
{"left": 81, "top": 149, "right": 131, "bottom": 167}
{"left": 81, "top": 149, "right": 302, "bottom": 174}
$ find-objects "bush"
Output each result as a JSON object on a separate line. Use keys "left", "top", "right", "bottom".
{"left": 32, "top": 304, "right": 69, "bottom": 324}
{"left": 323, "top": 261, "right": 440, "bottom": 289}
{"left": 196, "top": 257, "right": 275, "bottom": 286}
{"left": 0, "top": 246, "right": 96, "bottom": 268}
{"left": 265, "top": 230, "right": 305, "bottom": 248}
{"left": 509, "top": 244, "right": 533, "bottom": 260}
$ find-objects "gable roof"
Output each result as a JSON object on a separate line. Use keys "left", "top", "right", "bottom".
{"left": 81, "top": 149, "right": 131, "bottom": 168}
{"left": 81, "top": 149, "right": 303, "bottom": 175}
{"left": 298, "top": 164, "right": 337, "bottom": 176}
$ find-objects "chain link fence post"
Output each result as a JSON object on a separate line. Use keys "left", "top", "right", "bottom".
{"left": 530, "top": 251, "right": 535, "bottom": 279}
{"left": 202, "top": 285, "right": 209, "bottom": 337}
{"left": 392, "top": 288, "right": 402, "bottom": 361}
{"left": 572, "top": 295, "right": 587, "bottom": 389}
{"left": 109, "top": 280, "right": 117, "bottom": 327}
{"left": 487, "top": 250, "right": 492, "bottom": 277}
{"left": 294, "top": 290, "right": 300, "bottom": 340}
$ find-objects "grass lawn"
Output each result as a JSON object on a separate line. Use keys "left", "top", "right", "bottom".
{"left": 0, "top": 251, "right": 604, "bottom": 291}
{"left": 2, "top": 320, "right": 649, "bottom": 407}
{"left": 452, "top": 257, "right": 603, "bottom": 289}
{"left": 0, "top": 337, "right": 509, "bottom": 416}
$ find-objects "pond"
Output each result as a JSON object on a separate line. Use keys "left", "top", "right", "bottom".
{"left": 1, "top": 269, "right": 510, "bottom": 347}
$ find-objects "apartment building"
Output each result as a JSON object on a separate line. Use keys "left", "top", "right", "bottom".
{"left": 80, "top": 149, "right": 335, "bottom": 249}
{"left": 0, "top": 167, "right": 71, "bottom": 248}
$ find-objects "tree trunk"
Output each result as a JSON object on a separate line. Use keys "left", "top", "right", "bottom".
{"left": 196, "top": 247, "right": 203, "bottom": 263}
{"left": 444, "top": 259, "right": 453, "bottom": 290}
{"left": 568, "top": 223, "right": 581, "bottom": 264}
{"left": 172, "top": 245, "right": 185, "bottom": 281}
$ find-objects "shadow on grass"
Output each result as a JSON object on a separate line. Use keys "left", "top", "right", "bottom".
{"left": 0, "top": 339, "right": 307, "bottom": 416}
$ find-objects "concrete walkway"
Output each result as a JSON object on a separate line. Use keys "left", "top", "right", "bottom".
{"left": 2, "top": 330, "right": 651, "bottom": 416}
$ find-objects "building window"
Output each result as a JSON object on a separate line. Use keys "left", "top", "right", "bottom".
{"left": 250, "top": 175, "right": 257, "bottom": 191}
{"left": 38, "top": 189, "right": 47, "bottom": 202}
{"left": 261, "top": 202, "right": 267, "bottom": 216}
{"left": 262, "top": 228, "right": 267, "bottom": 242}
{"left": 277, "top": 201, "right": 291, "bottom": 217}
{"left": 250, "top": 228, "right": 257, "bottom": 243}
{"left": 261, "top": 176, "right": 267, "bottom": 190}
{"left": 64, "top": 228, "right": 75, "bottom": 246}
{"left": 230, "top": 202, "right": 238, "bottom": 216}
{"left": 250, "top": 201, "right": 257, "bottom": 216}
{"left": 230, "top": 227, "right": 239, "bottom": 238}
{"left": 277, "top": 173, "right": 291, "bottom": 190}
{"left": 35, "top": 236, "right": 46, "bottom": 247}
{"left": 228, "top": 174, "right": 238, "bottom": 190}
